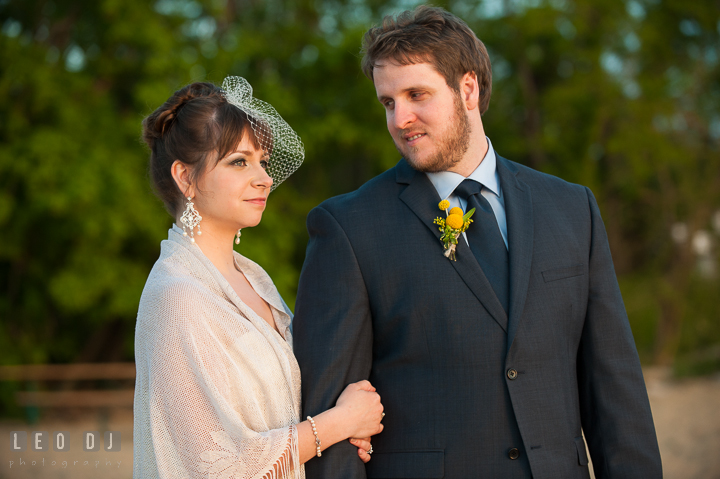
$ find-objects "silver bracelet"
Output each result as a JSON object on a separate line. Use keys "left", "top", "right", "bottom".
{"left": 307, "top": 416, "right": 322, "bottom": 457}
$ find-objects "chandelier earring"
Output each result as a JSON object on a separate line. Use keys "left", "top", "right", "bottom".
{"left": 235, "top": 229, "right": 242, "bottom": 245}
{"left": 180, "top": 196, "right": 202, "bottom": 244}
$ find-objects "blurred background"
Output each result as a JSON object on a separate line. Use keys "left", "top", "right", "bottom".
{"left": 1, "top": 0, "right": 719, "bottom": 476}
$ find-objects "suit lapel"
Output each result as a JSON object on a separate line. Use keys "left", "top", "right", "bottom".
{"left": 497, "top": 156, "right": 534, "bottom": 350}
{"left": 396, "top": 160, "right": 508, "bottom": 333}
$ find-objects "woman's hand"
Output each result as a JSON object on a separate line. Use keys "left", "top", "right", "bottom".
{"left": 350, "top": 437, "right": 373, "bottom": 463}
{"left": 335, "top": 380, "right": 384, "bottom": 439}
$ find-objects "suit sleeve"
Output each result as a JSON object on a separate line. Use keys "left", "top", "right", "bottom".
{"left": 293, "top": 205, "right": 372, "bottom": 479}
{"left": 577, "top": 187, "right": 662, "bottom": 478}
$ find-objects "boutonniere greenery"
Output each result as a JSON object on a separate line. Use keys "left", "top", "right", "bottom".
{"left": 433, "top": 199, "right": 475, "bottom": 261}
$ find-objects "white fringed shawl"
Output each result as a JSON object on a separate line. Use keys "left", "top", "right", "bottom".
{"left": 133, "top": 226, "right": 304, "bottom": 479}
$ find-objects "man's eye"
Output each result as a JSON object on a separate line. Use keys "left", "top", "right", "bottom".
{"left": 383, "top": 100, "right": 394, "bottom": 109}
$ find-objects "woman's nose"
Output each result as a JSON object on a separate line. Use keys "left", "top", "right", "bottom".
{"left": 254, "top": 165, "right": 273, "bottom": 188}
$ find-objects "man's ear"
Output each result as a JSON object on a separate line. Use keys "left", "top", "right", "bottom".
{"left": 170, "top": 160, "right": 194, "bottom": 198}
{"left": 460, "top": 71, "right": 480, "bottom": 112}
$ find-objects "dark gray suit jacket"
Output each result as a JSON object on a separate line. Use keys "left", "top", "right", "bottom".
{"left": 293, "top": 156, "right": 661, "bottom": 479}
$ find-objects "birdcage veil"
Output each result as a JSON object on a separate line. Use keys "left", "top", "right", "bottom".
{"left": 221, "top": 76, "right": 305, "bottom": 191}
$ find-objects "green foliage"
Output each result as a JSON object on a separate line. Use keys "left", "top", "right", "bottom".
{"left": 1, "top": 0, "right": 719, "bottom": 379}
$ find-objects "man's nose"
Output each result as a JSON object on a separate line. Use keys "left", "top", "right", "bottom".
{"left": 392, "top": 101, "right": 415, "bottom": 130}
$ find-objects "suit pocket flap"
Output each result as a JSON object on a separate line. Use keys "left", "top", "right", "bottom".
{"left": 366, "top": 450, "right": 444, "bottom": 478}
{"left": 574, "top": 436, "right": 589, "bottom": 466}
{"left": 542, "top": 264, "right": 585, "bottom": 283}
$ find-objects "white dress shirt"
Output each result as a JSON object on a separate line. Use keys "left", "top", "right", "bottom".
{"left": 425, "top": 138, "right": 508, "bottom": 249}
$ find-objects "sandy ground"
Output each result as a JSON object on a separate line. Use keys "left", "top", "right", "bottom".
{"left": 586, "top": 367, "right": 720, "bottom": 479}
{"left": 641, "top": 367, "right": 720, "bottom": 479}
{"left": 1, "top": 367, "right": 719, "bottom": 479}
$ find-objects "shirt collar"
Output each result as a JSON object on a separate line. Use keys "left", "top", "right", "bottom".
{"left": 426, "top": 138, "right": 499, "bottom": 200}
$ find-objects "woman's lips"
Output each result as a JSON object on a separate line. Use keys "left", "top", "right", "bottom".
{"left": 245, "top": 198, "right": 267, "bottom": 206}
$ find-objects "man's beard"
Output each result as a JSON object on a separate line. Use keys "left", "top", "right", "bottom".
{"left": 397, "top": 92, "right": 471, "bottom": 173}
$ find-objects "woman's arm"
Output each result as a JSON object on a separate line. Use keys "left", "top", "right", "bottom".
{"left": 136, "top": 281, "right": 383, "bottom": 478}
{"left": 297, "top": 380, "right": 383, "bottom": 464}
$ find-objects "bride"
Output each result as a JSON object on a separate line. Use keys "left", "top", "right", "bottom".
{"left": 133, "top": 77, "right": 384, "bottom": 478}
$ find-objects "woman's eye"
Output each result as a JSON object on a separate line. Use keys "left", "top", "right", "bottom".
{"left": 261, "top": 160, "right": 269, "bottom": 169}
{"left": 233, "top": 159, "right": 247, "bottom": 166}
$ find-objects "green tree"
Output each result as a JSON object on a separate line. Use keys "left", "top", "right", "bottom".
{"left": 458, "top": 0, "right": 720, "bottom": 370}
{"left": 1, "top": 0, "right": 718, "bottom": 387}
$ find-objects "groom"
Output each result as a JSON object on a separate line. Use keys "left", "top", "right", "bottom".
{"left": 294, "top": 6, "right": 661, "bottom": 479}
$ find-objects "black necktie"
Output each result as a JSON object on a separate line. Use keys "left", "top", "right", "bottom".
{"left": 453, "top": 179, "right": 509, "bottom": 314}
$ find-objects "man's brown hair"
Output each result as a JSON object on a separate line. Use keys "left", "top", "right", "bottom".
{"left": 361, "top": 5, "right": 492, "bottom": 115}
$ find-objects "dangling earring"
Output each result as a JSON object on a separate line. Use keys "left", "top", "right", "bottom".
{"left": 180, "top": 196, "right": 202, "bottom": 243}
{"left": 235, "top": 229, "right": 242, "bottom": 245}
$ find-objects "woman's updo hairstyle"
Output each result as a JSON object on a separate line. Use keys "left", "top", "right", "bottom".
{"left": 142, "top": 81, "right": 261, "bottom": 216}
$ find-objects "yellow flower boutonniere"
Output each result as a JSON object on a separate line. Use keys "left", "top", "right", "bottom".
{"left": 433, "top": 200, "right": 475, "bottom": 261}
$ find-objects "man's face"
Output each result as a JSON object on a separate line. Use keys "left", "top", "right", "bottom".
{"left": 373, "top": 61, "right": 471, "bottom": 173}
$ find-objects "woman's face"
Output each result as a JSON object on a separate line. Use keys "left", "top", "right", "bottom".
{"left": 192, "top": 132, "right": 273, "bottom": 232}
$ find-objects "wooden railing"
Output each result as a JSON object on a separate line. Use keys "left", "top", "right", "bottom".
{"left": 0, "top": 363, "right": 136, "bottom": 408}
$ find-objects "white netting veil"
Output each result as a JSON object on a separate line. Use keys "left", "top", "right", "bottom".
{"left": 221, "top": 76, "right": 305, "bottom": 191}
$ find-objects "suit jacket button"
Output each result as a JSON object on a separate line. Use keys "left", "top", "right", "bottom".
{"left": 508, "top": 448, "right": 520, "bottom": 460}
{"left": 507, "top": 368, "right": 518, "bottom": 380}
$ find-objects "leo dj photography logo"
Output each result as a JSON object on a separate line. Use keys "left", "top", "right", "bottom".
{"left": 8, "top": 431, "right": 122, "bottom": 470}
{"left": 10, "top": 431, "right": 121, "bottom": 452}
